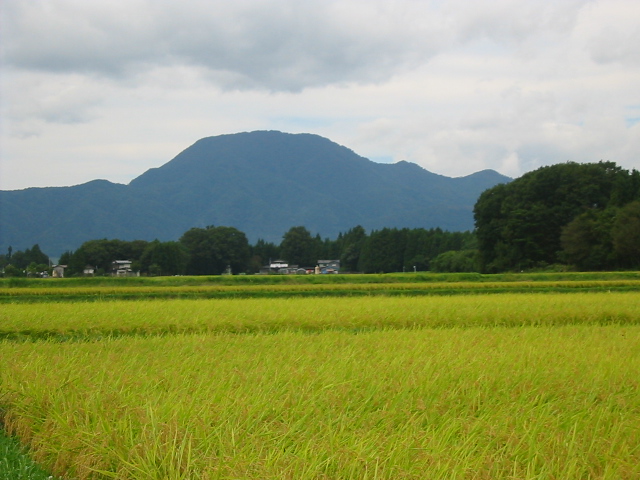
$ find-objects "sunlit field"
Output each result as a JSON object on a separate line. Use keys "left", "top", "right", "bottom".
{"left": 1, "top": 292, "right": 639, "bottom": 340}
{"left": 2, "top": 271, "right": 640, "bottom": 303}
{"left": 1, "top": 276, "right": 639, "bottom": 479}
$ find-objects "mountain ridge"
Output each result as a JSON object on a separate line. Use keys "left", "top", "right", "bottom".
{"left": 0, "top": 131, "right": 511, "bottom": 255}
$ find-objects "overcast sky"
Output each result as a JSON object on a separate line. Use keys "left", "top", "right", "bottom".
{"left": 1, "top": 0, "right": 639, "bottom": 190}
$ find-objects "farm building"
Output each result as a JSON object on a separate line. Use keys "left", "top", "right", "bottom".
{"left": 52, "top": 265, "right": 66, "bottom": 278}
{"left": 111, "top": 260, "right": 138, "bottom": 277}
{"left": 317, "top": 260, "right": 340, "bottom": 274}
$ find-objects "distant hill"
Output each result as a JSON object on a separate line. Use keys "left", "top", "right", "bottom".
{"left": 0, "top": 131, "right": 511, "bottom": 256}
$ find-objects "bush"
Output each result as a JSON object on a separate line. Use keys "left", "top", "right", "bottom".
{"left": 430, "top": 250, "right": 479, "bottom": 273}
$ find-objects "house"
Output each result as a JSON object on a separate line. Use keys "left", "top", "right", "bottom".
{"left": 52, "top": 264, "right": 67, "bottom": 278}
{"left": 317, "top": 259, "right": 340, "bottom": 274}
{"left": 83, "top": 265, "right": 95, "bottom": 276}
{"left": 278, "top": 266, "right": 307, "bottom": 275}
{"left": 259, "top": 260, "right": 307, "bottom": 275}
{"left": 270, "top": 260, "right": 289, "bottom": 270}
{"left": 111, "top": 260, "right": 137, "bottom": 277}
{"left": 259, "top": 258, "right": 340, "bottom": 275}
{"left": 260, "top": 259, "right": 289, "bottom": 274}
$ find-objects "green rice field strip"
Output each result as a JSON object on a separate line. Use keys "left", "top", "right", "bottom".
{"left": 2, "top": 271, "right": 640, "bottom": 289}
{"left": 1, "top": 292, "right": 639, "bottom": 340}
{"left": 2, "top": 325, "right": 639, "bottom": 479}
{"left": 2, "top": 279, "right": 640, "bottom": 303}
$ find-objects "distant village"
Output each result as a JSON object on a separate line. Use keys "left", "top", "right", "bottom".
{"left": 46, "top": 259, "right": 341, "bottom": 278}
{"left": 259, "top": 259, "right": 340, "bottom": 276}
{"left": 2, "top": 225, "right": 476, "bottom": 278}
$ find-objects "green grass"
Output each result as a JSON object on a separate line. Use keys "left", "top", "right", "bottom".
{"left": 2, "top": 270, "right": 640, "bottom": 290}
{"left": 0, "top": 428, "right": 60, "bottom": 479}
{"left": 0, "top": 274, "right": 640, "bottom": 303}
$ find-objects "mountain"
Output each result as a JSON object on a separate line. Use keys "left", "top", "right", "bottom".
{"left": 0, "top": 131, "right": 511, "bottom": 256}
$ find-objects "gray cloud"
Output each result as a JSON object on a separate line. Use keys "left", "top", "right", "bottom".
{"left": 588, "top": 27, "right": 640, "bottom": 66}
{"left": 4, "top": 0, "right": 594, "bottom": 92}
{"left": 3, "top": 0, "right": 449, "bottom": 91}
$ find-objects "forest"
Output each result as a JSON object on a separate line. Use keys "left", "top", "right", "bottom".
{"left": 0, "top": 225, "right": 476, "bottom": 277}
{"left": 474, "top": 161, "right": 640, "bottom": 272}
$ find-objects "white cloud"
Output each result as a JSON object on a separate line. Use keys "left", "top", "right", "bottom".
{"left": 1, "top": 0, "right": 639, "bottom": 190}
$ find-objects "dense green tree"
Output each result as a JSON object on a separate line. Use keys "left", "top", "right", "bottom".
{"left": 314, "top": 234, "right": 340, "bottom": 262}
{"left": 3, "top": 264, "right": 22, "bottom": 277}
{"left": 430, "top": 250, "right": 479, "bottom": 273}
{"left": 24, "top": 244, "right": 49, "bottom": 267}
{"left": 404, "top": 228, "right": 431, "bottom": 271}
{"left": 0, "top": 247, "right": 11, "bottom": 270}
{"left": 560, "top": 209, "right": 616, "bottom": 270}
{"left": 1, "top": 244, "right": 50, "bottom": 271}
{"left": 8, "top": 250, "right": 27, "bottom": 269}
{"left": 140, "top": 240, "right": 189, "bottom": 276}
{"left": 58, "top": 251, "right": 73, "bottom": 269}
{"left": 180, "top": 226, "right": 250, "bottom": 275}
{"left": 124, "top": 240, "right": 150, "bottom": 268}
{"left": 338, "top": 225, "right": 367, "bottom": 272}
{"left": 26, "top": 261, "right": 49, "bottom": 277}
{"left": 359, "top": 228, "right": 407, "bottom": 273}
{"left": 249, "top": 239, "right": 280, "bottom": 272}
{"left": 210, "top": 226, "right": 251, "bottom": 274}
{"left": 251, "top": 239, "right": 280, "bottom": 264}
{"left": 280, "top": 226, "right": 316, "bottom": 266}
{"left": 474, "top": 161, "right": 640, "bottom": 272}
{"left": 355, "top": 227, "right": 478, "bottom": 273}
{"left": 612, "top": 201, "right": 640, "bottom": 268}
{"left": 180, "top": 227, "right": 222, "bottom": 275}
{"left": 401, "top": 228, "right": 476, "bottom": 271}
{"left": 474, "top": 183, "right": 510, "bottom": 271}
{"left": 0, "top": 244, "right": 49, "bottom": 276}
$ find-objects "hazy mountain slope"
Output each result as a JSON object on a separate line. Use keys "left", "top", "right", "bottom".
{"left": 0, "top": 131, "right": 511, "bottom": 255}
{"left": 0, "top": 180, "right": 170, "bottom": 255}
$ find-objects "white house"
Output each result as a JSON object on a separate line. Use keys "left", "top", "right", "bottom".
{"left": 52, "top": 265, "right": 67, "bottom": 278}
{"left": 111, "top": 260, "right": 135, "bottom": 277}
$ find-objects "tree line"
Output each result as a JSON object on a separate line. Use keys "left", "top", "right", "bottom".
{"left": 0, "top": 244, "right": 50, "bottom": 277}
{"left": 1, "top": 225, "right": 477, "bottom": 277}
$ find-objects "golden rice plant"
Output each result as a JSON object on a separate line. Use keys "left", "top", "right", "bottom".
{"left": 1, "top": 292, "right": 639, "bottom": 339}
{"left": 2, "top": 326, "right": 639, "bottom": 479}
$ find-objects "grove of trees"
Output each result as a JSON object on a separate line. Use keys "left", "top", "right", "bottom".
{"left": 474, "top": 161, "right": 640, "bottom": 272}
{"left": 0, "top": 244, "right": 51, "bottom": 277}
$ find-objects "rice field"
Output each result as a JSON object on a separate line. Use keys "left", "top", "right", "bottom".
{"left": 2, "top": 279, "right": 640, "bottom": 304}
{"left": 1, "top": 292, "right": 639, "bottom": 341}
{"left": 1, "top": 277, "right": 640, "bottom": 479}
{"left": 2, "top": 271, "right": 640, "bottom": 303}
